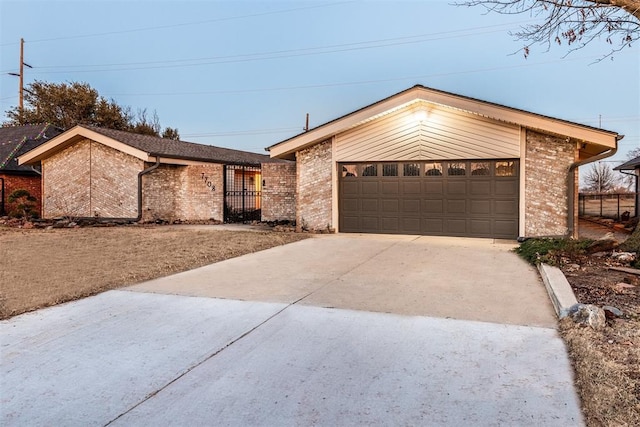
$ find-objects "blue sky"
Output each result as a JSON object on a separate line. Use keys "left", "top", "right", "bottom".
{"left": 1, "top": 0, "right": 638, "bottom": 168}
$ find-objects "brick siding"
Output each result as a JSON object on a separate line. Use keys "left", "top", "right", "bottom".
{"left": 296, "top": 139, "right": 333, "bottom": 231}
{"left": 142, "top": 163, "right": 223, "bottom": 222}
{"left": 525, "top": 130, "right": 576, "bottom": 237}
{"left": 42, "top": 139, "right": 142, "bottom": 218}
{"left": 261, "top": 162, "right": 296, "bottom": 222}
{"left": 0, "top": 173, "right": 42, "bottom": 217}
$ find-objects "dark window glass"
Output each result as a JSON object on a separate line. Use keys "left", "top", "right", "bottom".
{"left": 403, "top": 163, "right": 420, "bottom": 176}
{"left": 383, "top": 163, "right": 398, "bottom": 176}
{"left": 496, "top": 161, "right": 517, "bottom": 177}
{"left": 342, "top": 165, "right": 358, "bottom": 178}
{"left": 448, "top": 162, "right": 466, "bottom": 176}
{"left": 425, "top": 162, "right": 443, "bottom": 176}
{"left": 471, "top": 162, "right": 490, "bottom": 176}
{"left": 362, "top": 164, "right": 378, "bottom": 177}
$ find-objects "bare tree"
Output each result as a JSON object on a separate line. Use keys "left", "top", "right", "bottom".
{"left": 583, "top": 161, "right": 619, "bottom": 192}
{"left": 458, "top": 0, "right": 640, "bottom": 58}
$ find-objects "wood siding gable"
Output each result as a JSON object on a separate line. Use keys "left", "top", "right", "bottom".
{"left": 335, "top": 103, "right": 520, "bottom": 162}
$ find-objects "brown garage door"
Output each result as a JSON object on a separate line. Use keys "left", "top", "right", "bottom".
{"left": 339, "top": 160, "right": 519, "bottom": 239}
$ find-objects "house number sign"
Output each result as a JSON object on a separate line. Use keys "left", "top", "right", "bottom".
{"left": 201, "top": 173, "right": 216, "bottom": 191}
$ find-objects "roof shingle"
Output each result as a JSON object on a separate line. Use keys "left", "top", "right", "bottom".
{"left": 0, "top": 124, "right": 62, "bottom": 173}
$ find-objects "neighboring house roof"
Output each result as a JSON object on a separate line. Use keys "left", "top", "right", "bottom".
{"left": 267, "top": 85, "right": 620, "bottom": 160}
{"left": 614, "top": 156, "right": 640, "bottom": 171}
{"left": 19, "top": 125, "right": 285, "bottom": 167}
{"left": 0, "top": 123, "right": 62, "bottom": 173}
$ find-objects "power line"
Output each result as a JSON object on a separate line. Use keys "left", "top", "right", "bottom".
{"left": 0, "top": 1, "right": 354, "bottom": 47}
{"left": 20, "top": 20, "right": 536, "bottom": 75}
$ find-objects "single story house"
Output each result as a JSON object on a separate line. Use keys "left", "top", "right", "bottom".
{"left": 614, "top": 155, "right": 640, "bottom": 218}
{"left": 18, "top": 125, "right": 294, "bottom": 223}
{"left": 0, "top": 123, "right": 62, "bottom": 216}
{"left": 267, "top": 85, "right": 620, "bottom": 239}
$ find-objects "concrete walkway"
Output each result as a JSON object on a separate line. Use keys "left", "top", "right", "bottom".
{"left": 1, "top": 234, "right": 582, "bottom": 426}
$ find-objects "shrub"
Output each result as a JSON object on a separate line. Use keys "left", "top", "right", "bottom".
{"left": 515, "top": 238, "right": 593, "bottom": 265}
{"left": 8, "top": 189, "right": 38, "bottom": 219}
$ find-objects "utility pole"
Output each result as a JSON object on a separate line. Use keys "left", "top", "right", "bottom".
{"left": 8, "top": 38, "right": 32, "bottom": 122}
{"left": 304, "top": 113, "right": 309, "bottom": 132}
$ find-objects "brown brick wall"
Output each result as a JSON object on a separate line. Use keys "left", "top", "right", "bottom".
{"left": 42, "top": 139, "right": 142, "bottom": 218}
{"left": 142, "top": 163, "right": 224, "bottom": 222}
{"left": 296, "top": 139, "right": 333, "bottom": 231}
{"left": 261, "top": 162, "right": 296, "bottom": 222}
{"left": 525, "top": 130, "right": 576, "bottom": 237}
{"left": 0, "top": 173, "right": 42, "bottom": 217}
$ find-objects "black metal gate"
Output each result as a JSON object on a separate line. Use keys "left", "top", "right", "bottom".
{"left": 224, "top": 165, "right": 262, "bottom": 223}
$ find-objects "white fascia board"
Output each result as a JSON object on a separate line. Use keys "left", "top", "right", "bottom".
{"left": 269, "top": 86, "right": 618, "bottom": 159}
{"left": 18, "top": 125, "right": 150, "bottom": 164}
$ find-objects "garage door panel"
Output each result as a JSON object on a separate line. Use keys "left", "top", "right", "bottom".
{"left": 470, "top": 181, "right": 492, "bottom": 195}
{"left": 342, "top": 181, "right": 359, "bottom": 195}
{"left": 339, "top": 160, "right": 519, "bottom": 239}
{"left": 470, "top": 199, "right": 491, "bottom": 215}
{"left": 470, "top": 219, "right": 492, "bottom": 235}
{"left": 495, "top": 200, "right": 518, "bottom": 215}
{"left": 447, "top": 199, "right": 466, "bottom": 214}
{"left": 422, "top": 218, "right": 444, "bottom": 233}
{"left": 361, "top": 199, "right": 379, "bottom": 212}
{"left": 495, "top": 180, "right": 518, "bottom": 195}
{"left": 402, "top": 199, "right": 421, "bottom": 213}
{"left": 495, "top": 219, "right": 518, "bottom": 237}
{"left": 381, "top": 217, "right": 399, "bottom": 232}
{"left": 402, "top": 181, "right": 421, "bottom": 194}
{"left": 422, "top": 200, "right": 443, "bottom": 214}
{"left": 382, "top": 199, "right": 399, "bottom": 212}
{"left": 446, "top": 219, "right": 467, "bottom": 234}
{"left": 341, "top": 198, "right": 359, "bottom": 212}
{"left": 447, "top": 181, "right": 466, "bottom": 194}
{"left": 424, "top": 181, "right": 444, "bottom": 194}
{"left": 361, "top": 181, "right": 379, "bottom": 195}
{"left": 382, "top": 181, "right": 399, "bottom": 194}
{"left": 401, "top": 217, "right": 421, "bottom": 233}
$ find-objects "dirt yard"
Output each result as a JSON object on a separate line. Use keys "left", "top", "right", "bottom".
{"left": 0, "top": 225, "right": 307, "bottom": 319}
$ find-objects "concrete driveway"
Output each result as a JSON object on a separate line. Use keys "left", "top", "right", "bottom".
{"left": 1, "top": 234, "right": 582, "bottom": 426}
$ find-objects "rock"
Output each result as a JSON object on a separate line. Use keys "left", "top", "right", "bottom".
{"left": 22, "top": 221, "right": 34, "bottom": 229}
{"left": 568, "top": 304, "right": 606, "bottom": 330}
{"left": 613, "top": 282, "right": 636, "bottom": 291}
{"left": 611, "top": 252, "right": 636, "bottom": 262}
{"left": 586, "top": 238, "right": 618, "bottom": 254}
{"left": 602, "top": 305, "right": 623, "bottom": 319}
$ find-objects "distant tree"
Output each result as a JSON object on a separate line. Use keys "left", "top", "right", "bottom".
{"left": 584, "top": 162, "right": 619, "bottom": 192}
{"left": 458, "top": 0, "right": 639, "bottom": 58}
{"left": 8, "top": 189, "right": 37, "bottom": 219}
{"left": 161, "top": 127, "right": 180, "bottom": 140}
{"left": 4, "top": 80, "right": 176, "bottom": 138}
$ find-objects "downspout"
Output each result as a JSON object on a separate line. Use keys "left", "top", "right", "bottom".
{"left": 0, "top": 177, "right": 4, "bottom": 216}
{"left": 566, "top": 136, "right": 621, "bottom": 237}
{"left": 136, "top": 157, "right": 161, "bottom": 222}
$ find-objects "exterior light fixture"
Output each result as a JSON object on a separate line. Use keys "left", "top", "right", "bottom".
{"left": 413, "top": 109, "right": 428, "bottom": 123}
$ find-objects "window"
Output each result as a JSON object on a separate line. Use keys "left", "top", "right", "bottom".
{"left": 495, "top": 161, "right": 517, "bottom": 177}
{"left": 424, "top": 162, "right": 443, "bottom": 176}
{"left": 361, "top": 164, "right": 378, "bottom": 177}
{"left": 382, "top": 163, "right": 398, "bottom": 176}
{"left": 471, "top": 162, "right": 490, "bottom": 176}
{"left": 448, "top": 162, "right": 466, "bottom": 176}
{"left": 403, "top": 163, "right": 420, "bottom": 176}
{"left": 342, "top": 164, "right": 358, "bottom": 178}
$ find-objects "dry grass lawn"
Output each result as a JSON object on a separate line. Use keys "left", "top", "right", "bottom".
{"left": 0, "top": 225, "right": 307, "bottom": 319}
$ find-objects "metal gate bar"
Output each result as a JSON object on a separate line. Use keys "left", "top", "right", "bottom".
{"left": 224, "top": 165, "right": 261, "bottom": 223}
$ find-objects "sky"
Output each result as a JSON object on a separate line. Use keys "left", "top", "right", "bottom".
{"left": 1, "top": 0, "right": 638, "bottom": 173}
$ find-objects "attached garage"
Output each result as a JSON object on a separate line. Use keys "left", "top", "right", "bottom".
{"left": 268, "top": 85, "right": 620, "bottom": 239}
{"left": 339, "top": 160, "right": 519, "bottom": 238}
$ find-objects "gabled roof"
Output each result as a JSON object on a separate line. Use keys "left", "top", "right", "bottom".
{"left": 267, "top": 85, "right": 620, "bottom": 160}
{"left": 614, "top": 156, "right": 640, "bottom": 171}
{"left": 19, "top": 125, "right": 284, "bottom": 166}
{"left": 0, "top": 123, "right": 62, "bottom": 173}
